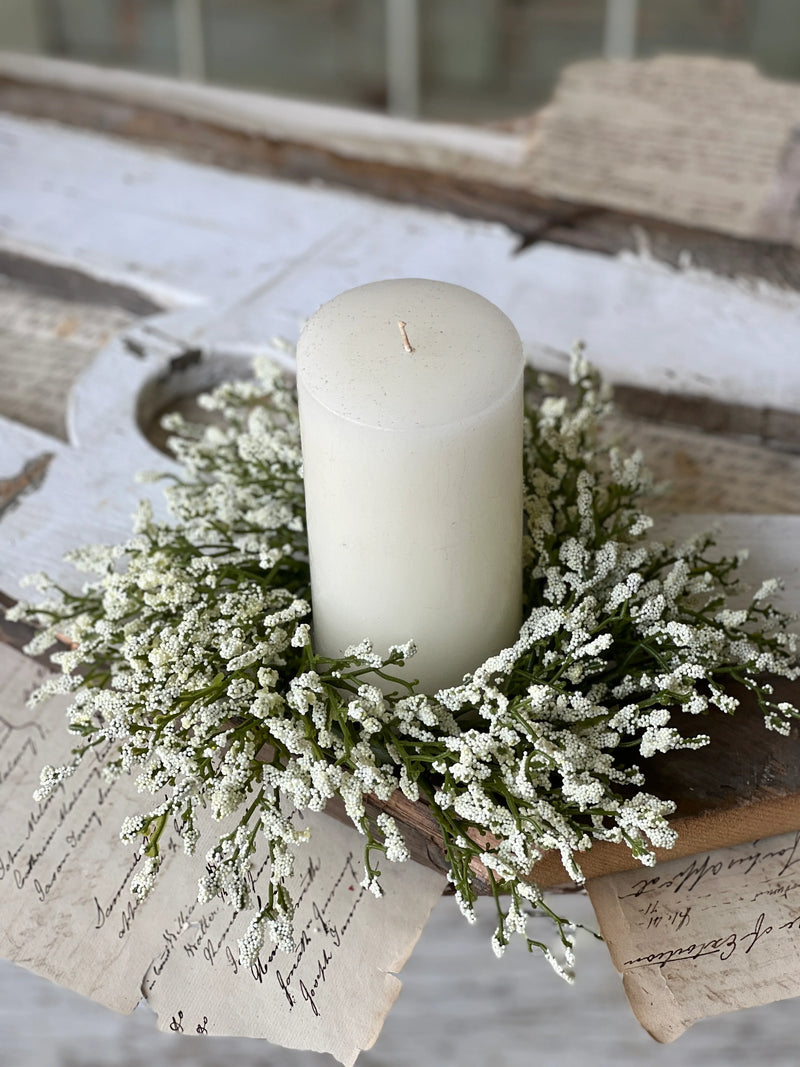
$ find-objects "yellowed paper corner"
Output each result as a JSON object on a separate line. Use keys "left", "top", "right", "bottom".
{"left": 587, "top": 831, "right": 800, "bottom": 1042}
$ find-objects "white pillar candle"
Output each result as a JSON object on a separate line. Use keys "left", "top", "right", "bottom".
{"left": 296, "top": 278, "right": 524, "bottom": 693}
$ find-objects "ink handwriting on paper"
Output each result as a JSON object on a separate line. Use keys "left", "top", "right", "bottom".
{"left": 0, "top": 736, "right": 151, "bottom": 912}
{"left": 0, "top": 715, "right": 45, "bottom": 788}
{"left": 198, "top": 848, "right": 370, "bottom": 1020}
{"left": 588, "top": 830, "right": 800, "bottom": 1041}
{"left": 0, "top": 724, "right": 133, "bottom": 906}
{"left": 1, "top": 645, "right": 445, "bottom": 1060}
{"left": 622, "top": 910, "right": 800, "bottom": 969}
{"left": 619, "top": 831, "right": 800, "bottom": 900}
{"left": 93, "top": 849, "right": 141, "bottom": 934}
{"left": 277, "top": 850, "right": 368, "bottom": 1019}
{"left": 606, "top": 831, "right": 800, "bottom": 974}
{"left": 1, "top": 759, "right": 107, "bottom": 897}
{"left": 146, "top": 901, "right": 201, "bottom": 992}
{"left": 139, "top": 815, "right": 442, "bottom": 1066}
{"left": 635, "top": 898, "right": 692, "bottom": 934}
{"left": 168, "top": 1011, "right": 210, "bottom": 1035}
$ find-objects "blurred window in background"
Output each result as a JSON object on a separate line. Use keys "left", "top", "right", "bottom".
{"left": 1, "top": 0, "right": 799, "bottom": 120}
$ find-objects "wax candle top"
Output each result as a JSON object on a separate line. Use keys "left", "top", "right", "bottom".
{"left": 297, "top": 278, "right": 523, "bottom": 431}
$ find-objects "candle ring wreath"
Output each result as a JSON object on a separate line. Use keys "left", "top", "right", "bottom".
{"left": 10, "top": 347, "right": 800, "bottom": 981}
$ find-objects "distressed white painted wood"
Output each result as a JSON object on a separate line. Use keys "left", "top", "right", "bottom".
{"left": 6, "top": 50, "right": 800, "bottom": 251}
{"left": 3, "top": 136, "right": 800, "bottom": 597}
{"left": 0, "top": 416, "right": 67, "bottom": 486}
{"left": 0, "top": 113, "right": 371, "bottom": 309}
{"left": 2, "top": 114, "right": 800, "bottom": 414}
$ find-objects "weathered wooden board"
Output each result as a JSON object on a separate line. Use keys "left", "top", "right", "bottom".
{"left": 2, "top": 111, "right": 800, "bottom": 432}
{"left": 0, "top": 280, "right": 134, "bottom": 439}
{"left": 0, "top": 50, "right": 524, "bottom": 189}
{"left": 2, "top": 51, "right": 800, "bottom": 291}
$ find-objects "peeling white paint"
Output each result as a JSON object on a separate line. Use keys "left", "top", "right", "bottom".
{"left": 2, "top": 113, "right": 799, "bottom": 416}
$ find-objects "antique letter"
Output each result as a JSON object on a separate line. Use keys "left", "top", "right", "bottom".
{"left": 588, "top": 830, "right": 800, "bottom": 1041}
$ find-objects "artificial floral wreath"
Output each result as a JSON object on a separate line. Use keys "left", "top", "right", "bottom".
{"left": 10, "top": 349, "right": 799, "bottom": 980}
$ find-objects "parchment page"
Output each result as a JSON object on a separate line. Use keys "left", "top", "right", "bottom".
{"left": 0, "top": 643, "right": 446, "bottom": 1064}
{"left": 587, "top": 831, "right": 800, "bottom": 1043}
{"left": 143, "top": 814, "right": 445, "bottom": 1065}
{"left": 524, "top": 55, "right": 800, "bottom": 243}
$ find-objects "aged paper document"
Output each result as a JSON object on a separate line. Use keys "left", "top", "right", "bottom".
{"left": 588, "top": 831, "right": 800, "bottom": 1042}
{"left": 523, "top": 55, "right": 800, "bottom": 244}
{"left": 142, "top": 815, "right": 444, "bottom": 1062}
{"left": 0, "top": 644, "right": 445, "bottom": 1065}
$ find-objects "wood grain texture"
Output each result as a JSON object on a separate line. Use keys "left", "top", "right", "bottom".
{"left": 358, "top": 692, "right": 800, "bottom": 890}
{"left": 3, "top": 111, "right": 800, "bottom": 424}
{"left": 2, "top": 53, "right": 800, "bottom": 291}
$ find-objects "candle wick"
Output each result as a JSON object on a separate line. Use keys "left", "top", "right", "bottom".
{"left": 397, "top": 320, "right": 414, "bottom": 353}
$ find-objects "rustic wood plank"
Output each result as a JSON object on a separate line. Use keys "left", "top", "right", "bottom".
{"left": 2, "top": 52, "right": 800, "bottom": 290}
{"left": 355, "top": 688, "right": 800, "bottom": 890}
{"left": 0, "top": 281, "right": 136, "bottom": 439}
{"left": 606, "top": 414, "right": 800, "bottom": 510}
{"left": 3, "top": 110, "right": 800, "bottom": 428}
{"left": 0, "top": 51, "right": 524, "bottom": 187}
{"left": 0, "top": 110, "right": 374, "bottom": 312}
{"left": 611, "top": 382, "right": 800, "bottom": 455}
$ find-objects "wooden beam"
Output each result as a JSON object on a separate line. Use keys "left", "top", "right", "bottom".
{"left": 386, "top": 0, "right": 421, "bottom": 118}
{"left": 603, "top": 0, "right": 638, "bottom": 60}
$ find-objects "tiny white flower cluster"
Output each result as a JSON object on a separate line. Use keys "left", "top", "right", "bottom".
{"left": 12, "top": 349, "right": 799, "bottom": 981}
